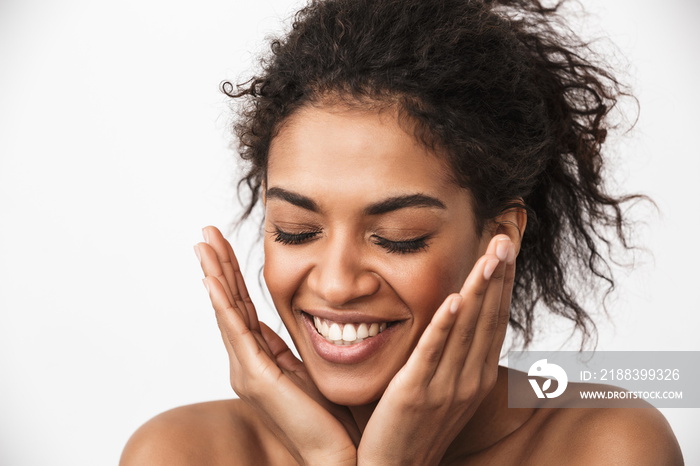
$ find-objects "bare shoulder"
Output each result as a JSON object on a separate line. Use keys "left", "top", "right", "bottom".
{"left": 529, "top": 402, "right": 684, "bottom": 465}
{"left": 119, "top": 399, "right": 288, "bottom": 466}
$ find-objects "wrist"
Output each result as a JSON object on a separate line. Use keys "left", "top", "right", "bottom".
{"left": 357, "top": 445, "right": 443, "bottom": 466}
{"left": 303, "top": 444, "right": 357, "bottom": 466}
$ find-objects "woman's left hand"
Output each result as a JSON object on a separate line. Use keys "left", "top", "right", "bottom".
{"left": 357, "top": 235, "right": 516, "bottom": 466}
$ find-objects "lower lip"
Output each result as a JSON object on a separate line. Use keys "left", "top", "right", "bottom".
{"left": 302, "top": 313, "right": 398, "bottom": 365}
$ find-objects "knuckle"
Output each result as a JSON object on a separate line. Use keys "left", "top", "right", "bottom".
{"left": 458, "top": 326, "right": 476, "bottom": 346}
{"left": 471, "top": 286, "right": 488, "bottom": 298}
{"left": 462, "top": 377, "right": 481, "bottom": 397}
{"left": 421, "top": 346, "right": 442, "bottom": 365}
{"left": 399, "top": 383, "right": 430, "bottom": 406}
{"left": 495, "top": 317, "right": 509, "bottom": 335}
{"left": 482, "top": 311, "right": 500, "bottom": 332}
{"left": 482, "top": 366, "right": 498, "bottom": 391}
{"left": 456, "top": 390, "right": 477, "bottom": 405}
{"left": 490, "top": 264, "right": 506, "bottom": 281}
{"left": 437, "top": 386, "right": 456, "bottom": 405}
{"left": 433, "top": 317, "right": 453, "bottom": 333}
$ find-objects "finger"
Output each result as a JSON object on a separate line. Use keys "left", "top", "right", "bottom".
{"left": 396, "top": 294, "right": 463, "bottom": 386}
{"left": 203, "top": 226, "right": 261, "bottom": 332}
{"left": 484, "top": 245, "right": 516, "bottom": 370}
{"left": 204, "top": 277, "right": 350, "bottom": 452}
{"left": 459, "top": 237, "right": 511, "bottom": 386}
{"left": 434, "top": 235, "right": 509, "bottom": 376}
{"left": 203, "top": 275, "right": 271, "bottom": 371}
{"left": 260, "top": 325, "right": 362, "bottom": 445}
{"left": 432, "top": 255, "right": 495, "bottom": 372}
{"left": 216, "top": 320, "right": 244, "bottom": 378}
{"left": 461, "top": 252, "right": 507, "bottom": 374}
{"left": 196, "top": 234, "right": 255, "bottom": 331}
{"left": 202, "top": 269, "right": 277, "bottom": 367}
{"left": 196, "top": 241, "right": 237, "bottom": 312}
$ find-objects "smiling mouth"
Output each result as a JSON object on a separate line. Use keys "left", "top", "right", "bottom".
{"left": 306, "top": 313, "right": 394, "bottom": 346}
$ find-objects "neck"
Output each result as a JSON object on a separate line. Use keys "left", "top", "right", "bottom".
{"left": 445, "top": 366, "right": 536, "bottom": 459}
{"left": 348, "top": 400, "right": 379, "bottom": 434}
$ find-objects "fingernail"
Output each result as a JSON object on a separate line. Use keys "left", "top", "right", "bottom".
{"left": 449, "top": 295, "right": 462, "bottom": 314}
{"left": 202, "top": 228, "right": 210, "bottom": 244}
{"left": 496, "top": 237, "right": 510, "bottom": 262}
{"left": 202, "top": 278, "right": 210, "bottom": 293}
{"left": 193, "top": 244, "right": 202, "bottom": 262}
{"left": 483, "top": 258, "right": 499, "bottom": 280}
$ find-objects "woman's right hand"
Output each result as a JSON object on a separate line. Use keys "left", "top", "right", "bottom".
{"left": 195, "top": 226, "right": 358, "bottom": 466}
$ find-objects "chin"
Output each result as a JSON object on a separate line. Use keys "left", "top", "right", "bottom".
{"left": 314, "top": 373, "right": 389, "bottom": 407}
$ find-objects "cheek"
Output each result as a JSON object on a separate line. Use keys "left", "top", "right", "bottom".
{"left": 391, "top": 252, "right": 474, "bottom": 327}
{"left": 263, "top": 241, "right": 307, "bottom": 316}
{"left": 263, "top": 243, "right": 288, "bottom": 307}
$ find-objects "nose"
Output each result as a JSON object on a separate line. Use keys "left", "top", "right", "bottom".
{"left": 306, "top": 233, "right": 381, "bottom": 306}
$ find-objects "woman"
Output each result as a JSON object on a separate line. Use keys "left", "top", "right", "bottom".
{"left": 121, "top": 0, "right": 683, "bottom": 464}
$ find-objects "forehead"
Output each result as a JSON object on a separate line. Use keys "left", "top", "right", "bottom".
{"left": 267, "top": 104, "right": 454, "bottom": 199}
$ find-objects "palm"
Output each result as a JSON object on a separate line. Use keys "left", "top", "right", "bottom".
{"left": 358, "top": 235, "right": 516, "bottom": 465}
{"left": 196, "top": 226, "right": 359, "bottom": 462}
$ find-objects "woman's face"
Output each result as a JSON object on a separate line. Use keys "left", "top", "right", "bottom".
{"left": 263, "top": 103, "right": 490, "bottom": 406}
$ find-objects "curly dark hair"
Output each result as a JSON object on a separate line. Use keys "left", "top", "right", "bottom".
{"left": 222, "top": 0, "right": 644, "bottom": 347}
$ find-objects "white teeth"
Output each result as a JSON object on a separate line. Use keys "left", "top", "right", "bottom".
{"left": 328, "top": 323, "right": 342, "bottom": 341}
{"left": 342, "top": 324, "right": 357, "bottom": 342}
{"left": 311, "top": 316, "right": 391, "bottom": 345}
{"left": 357, "top": 323, "right": 369, "bottom": 339}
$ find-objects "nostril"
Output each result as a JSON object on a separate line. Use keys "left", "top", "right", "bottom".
{"left": 307, "top": 240, "right": 381, "bottom": 305}
{"left": 309, "top": 266, "right": 381, "bottom": 306}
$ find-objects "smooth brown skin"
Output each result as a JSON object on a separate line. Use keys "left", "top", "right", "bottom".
{"left": 120, "top": 105, "right": 683, "bottom": 465}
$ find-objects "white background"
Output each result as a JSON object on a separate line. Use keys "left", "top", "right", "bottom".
{"left": 1, "top": 0, "right": 698, "bottom": 464}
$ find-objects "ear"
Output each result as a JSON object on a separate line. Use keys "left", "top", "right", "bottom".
{"left": 261, "top": 180, "right": 267, "bottom": 205}
{"left": 489, "top": 199, "right": 527, "bottom": 257}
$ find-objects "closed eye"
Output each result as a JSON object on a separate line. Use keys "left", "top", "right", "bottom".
{"left": 371, "top": 234, "right": 430, "bottom": 254}
{"left": 271, "top": 228, "right": 321, "bottom": 245}
{"left": 270, "top": 228, "right": 431, "bottom": 254}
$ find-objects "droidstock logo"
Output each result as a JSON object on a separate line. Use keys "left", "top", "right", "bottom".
{"left": 528, "top": 359, "right": 568, "bottom": 398}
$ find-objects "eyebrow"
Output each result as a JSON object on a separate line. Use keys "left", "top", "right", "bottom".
{"left": 265, "top": 187, "right": 446, "bottom": 215}
{"left": 266, "top": 187, "right": 320, "bottom": 211}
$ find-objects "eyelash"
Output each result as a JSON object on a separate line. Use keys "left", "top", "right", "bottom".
{"left": 370, "top": 235, "right": 429, "bottom": 254}
{"left": 271, "top": 228, "right": 430, "bottom": 254}
{"left": 272, "top": 229, "right": 320, "bottom": 245}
